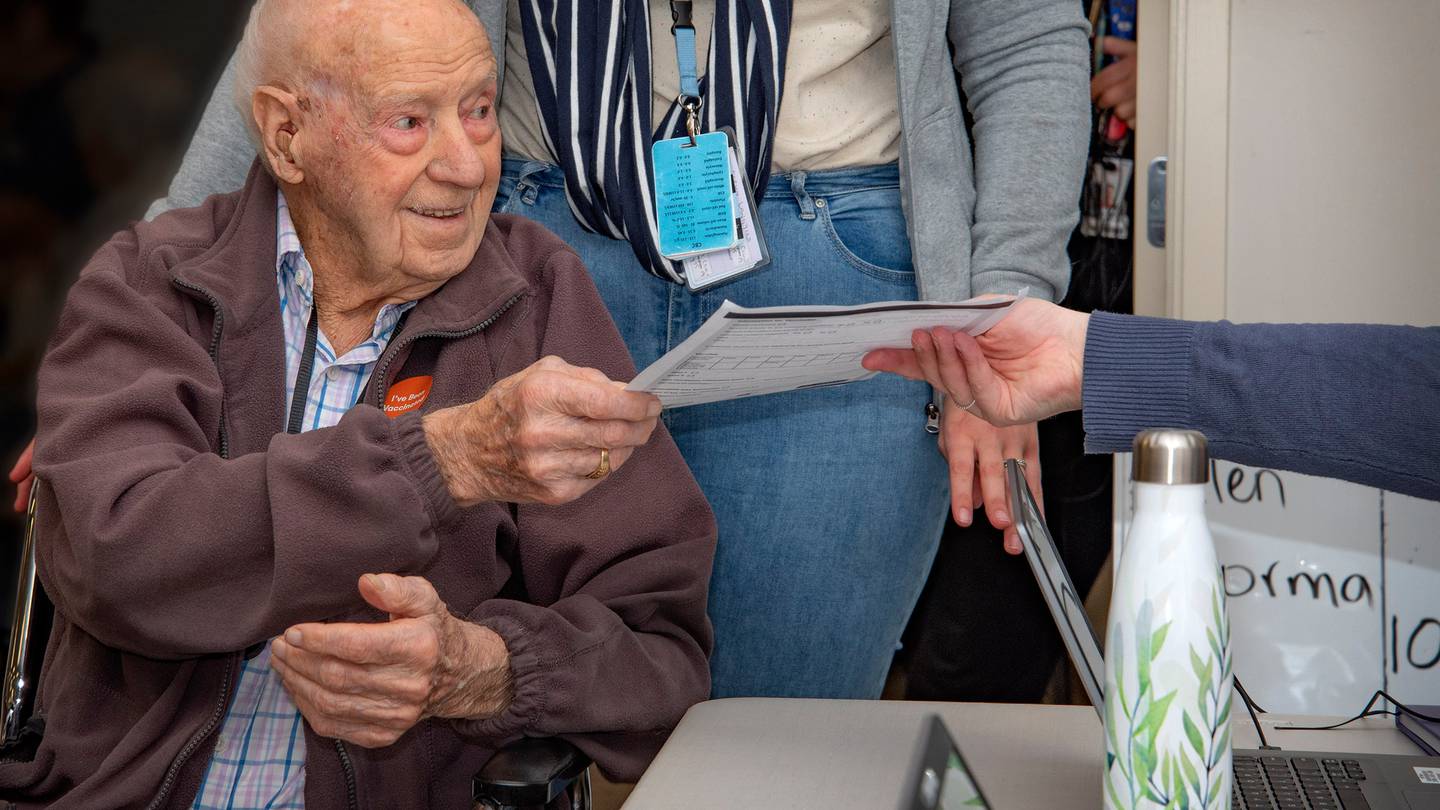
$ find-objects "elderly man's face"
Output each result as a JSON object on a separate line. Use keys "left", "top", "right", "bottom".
{"left": 303, "top": 5, "right": 500, "bottom": 286}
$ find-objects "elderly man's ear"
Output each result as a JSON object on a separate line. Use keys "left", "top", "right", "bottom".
{"left": 253, "top": 87, "right": 309, "bottom": 185}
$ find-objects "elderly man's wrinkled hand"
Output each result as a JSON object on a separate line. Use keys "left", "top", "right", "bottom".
{"left": 270, "top": 574, "right": 512, "bottom": 749}
{"left": 422, "top": 356, "right": 661, "bottom": 507}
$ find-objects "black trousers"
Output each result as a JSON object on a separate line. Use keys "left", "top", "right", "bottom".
{"left": 903, "top": 410, "right": 1114, "bottom": 703}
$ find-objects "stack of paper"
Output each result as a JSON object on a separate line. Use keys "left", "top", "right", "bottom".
{"left": 627, "top": 297, "right": 1017, "bottom": 409}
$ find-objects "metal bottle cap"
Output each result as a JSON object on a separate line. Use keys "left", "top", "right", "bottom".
{"left": 1131, "top": 429, "right": 1209, "bottom": 485}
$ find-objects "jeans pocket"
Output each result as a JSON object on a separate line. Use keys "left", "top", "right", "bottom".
{"left": 816, "top": 188, "right": 915, "bottom": 284}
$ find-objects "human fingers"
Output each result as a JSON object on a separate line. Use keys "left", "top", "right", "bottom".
{"left": 1023, "top": 430, "right": 1045, "bottom": 518}
{"left": 999, "top": 423, "right": 1042, "bottom": 554}
{"left": 570, "top": 365, "right": 615, "bottom": 385}
{"left": 1097, "top": 84, "right": 1135, "bottom": 114}
{"left": 930, "top": 327, "right": 978, "bottom": 409}
{"left": 10, "top": 440, "right": 34, "bottom": 514}
{"left": 1094, "top": 61, "right": 1137, "bottom": 110}
{"left": 358, "top": 574, "right": 445, "bottom": 621}
{"left": 910, "top": 329, "right": 946, "bottom": 393}
{"left": 545, "top": 372, "right": 660, "bottom": 423}
{"left": 601, "top": 445, "right": 635, "bottom": 475}
{"left": 1100, "top": 36, "right": 1137, "bottom": 58}
{"left": 972, "top": 423, "right": 1010, "bottom": 539}
{"left": 522, "top": 445, "right": 637, "bottom": 503}
{"left": 12, "top": 474, "right": 32, "bottom": 515}
{"left": 941, "top": 410, "right": 977, "bottom": 527}
{"left": 282, "top": 620, "right": 423, "bottom": 668}
{"left": 271, "top": 637, "right": 426, "bottom": 702}
{"left": 8, "top": 440, "right": 33, "bottom": 484}
{"left": 1115, "top": 99, "right": 1136, "bottom": 127}
{"left": 950, "top": 331, "right": 1015, "bottom": 424}
{"left": 271, "top": 654, "right": 421, "bottom": 748}
{"left": 1090, "top": 62, "right": 1128, "bottom": 101}
{"left": 579, "top": 416, "right": 659, "bottom": 452}
{"left": 861, "top": 348, "right": 926, "bottom": 380}
{"left": 571, "top": 367, "right": 665, "bottom": 415}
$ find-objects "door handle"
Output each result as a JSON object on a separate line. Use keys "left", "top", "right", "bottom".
{"left": 1146, "top": 157, "right": 1167, "bottom": 248}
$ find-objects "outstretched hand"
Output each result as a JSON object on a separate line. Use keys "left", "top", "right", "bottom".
{"left": 862, "top": 298, "right": 1090, "bottom": 427}
{"left": 423, "top": 356, "right": 661, "bottom": 507}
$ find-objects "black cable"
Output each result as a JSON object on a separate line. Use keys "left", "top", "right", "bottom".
{"left": 1234, "top": 677, "right": 1268, "bottom": 715}
{"left": 1273, "top": 689, "right": 1440, "bottom": 733}
{"left": 1234, "top": 677, "right": 1279, "bottom": 751}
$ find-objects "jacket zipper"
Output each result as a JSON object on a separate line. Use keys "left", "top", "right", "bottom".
{"left": 371, "top": 292, "right": 525, "bottom": 408}
{"left": 146, "top": 656, "right": 236, "bottom": 810}
{"left": 171, "top": 278, "right": 230, "bottom": 459}
{"left": 338, "top": 292, "right": 520, "bottom": 807}
{"left": 333, "top": 739, "right": 359, "bottom": 810}
{"left": 149, "top": 278, "right": 235, "bottom": 810}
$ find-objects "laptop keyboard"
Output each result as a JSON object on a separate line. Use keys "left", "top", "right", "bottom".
{"left": 1232, "top": 754, "right": 1370, "bottom": 810}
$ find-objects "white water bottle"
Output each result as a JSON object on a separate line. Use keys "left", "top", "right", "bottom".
{"left": 1103, "top": 430, "right": 1233, "bottom": 810}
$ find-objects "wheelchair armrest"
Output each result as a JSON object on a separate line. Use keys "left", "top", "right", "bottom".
{"left": 472, "top": 736, "right": 591, "bottom": 809}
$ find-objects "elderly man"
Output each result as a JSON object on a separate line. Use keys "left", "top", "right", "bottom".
{"left": 0, "top": 0, "right": 715, "bottom": 807}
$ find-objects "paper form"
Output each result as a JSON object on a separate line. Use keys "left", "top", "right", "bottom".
{"left": 626, "top": 297, "right": 1017, "bottom": 408}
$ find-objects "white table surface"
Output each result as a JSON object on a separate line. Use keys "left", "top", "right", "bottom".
{"left": 622, "top": 698, "right": 1420, "bottom": 809}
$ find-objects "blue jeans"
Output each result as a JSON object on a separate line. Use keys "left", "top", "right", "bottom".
{"left": 496, "top": 159, "right": 949, "bottom": 698}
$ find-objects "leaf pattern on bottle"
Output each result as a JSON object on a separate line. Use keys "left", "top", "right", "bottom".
{"left": 1105, "top": 583, "right": 1232, "bottom": 809}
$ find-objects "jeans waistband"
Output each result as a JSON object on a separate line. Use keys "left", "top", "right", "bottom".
{"left": 500, "top": 156, "right": 901, "bottom": 198}
{"left": 501, "top": 156, "right": 568, "bottom": 188}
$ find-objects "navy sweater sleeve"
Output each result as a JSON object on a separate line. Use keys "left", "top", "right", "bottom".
{"left": 1080, "top": 311, "right": 1440, "bottom": 501}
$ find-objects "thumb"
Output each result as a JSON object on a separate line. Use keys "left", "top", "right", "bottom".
{"left": 359, "top": 573, "right": 443, "bottom": 620}
{"left": 952, "top": 331, "right": 1008, "bottom": 422}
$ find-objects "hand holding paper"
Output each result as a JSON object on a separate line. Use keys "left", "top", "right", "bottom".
{"left": 861, "top": 297, "right": 1088, "bottom": 426}
{"left": 627, "top": 296, "right": 1019, "bottom": 409}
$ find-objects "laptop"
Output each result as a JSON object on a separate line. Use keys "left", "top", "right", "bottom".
{"left": 1003, "top": 458, "right": 1440, "bottom": 810}
{"left": 898, "top": 713, "right": 992, "bottom": 810}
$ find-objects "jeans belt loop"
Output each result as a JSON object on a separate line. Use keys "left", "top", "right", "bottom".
{"left": 789, "top": 170, "right": 816, "bottom": 221}
{"left": 516, "top": 161, "right": 550, "bottom": 205}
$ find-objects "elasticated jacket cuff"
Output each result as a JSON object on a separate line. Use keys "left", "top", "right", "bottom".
{"left": 1082, "top": 311, "right": 1200, "bottom": 453}
{"left": 449, "top": 614, "right": 546, "bottom": 741}
{"left": 390, "top": 411, "right": 461, "bottom": 530}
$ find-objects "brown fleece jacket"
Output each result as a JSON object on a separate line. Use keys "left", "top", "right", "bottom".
{"left": 3, "top": 165, "right": 716, "bottom": 809}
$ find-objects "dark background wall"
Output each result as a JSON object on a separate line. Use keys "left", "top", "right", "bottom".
{"left": 1, "top": 0, "right": 252, "bottom": 554}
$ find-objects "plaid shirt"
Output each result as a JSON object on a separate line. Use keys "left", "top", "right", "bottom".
{"left": 190, "top": 192, "right": 415, "bottom": 809}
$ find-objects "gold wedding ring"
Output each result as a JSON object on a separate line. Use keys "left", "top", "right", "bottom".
{"left": 585, "top": 447, "right": 611, "bottom": 480}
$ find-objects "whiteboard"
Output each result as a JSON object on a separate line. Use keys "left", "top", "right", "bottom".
{"left": 1115, "top": 458, "right": 1440, "bottom": 715}
{"left": 1123, "top": 0, "right": 1440, "bottom": 715}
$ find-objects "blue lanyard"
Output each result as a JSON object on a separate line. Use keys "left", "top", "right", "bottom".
{"left": 670, "top": 1, "right": 701, "bottom": 100}
{"left": 670, "top": 1, "right": 701, "bottom": 143}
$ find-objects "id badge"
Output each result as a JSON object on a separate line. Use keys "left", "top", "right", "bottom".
{"left": 683, "top": 128, "right": 771, "bottom": 291}
{"left": 652, "top": 131, "right": 737, "bottom": 258}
